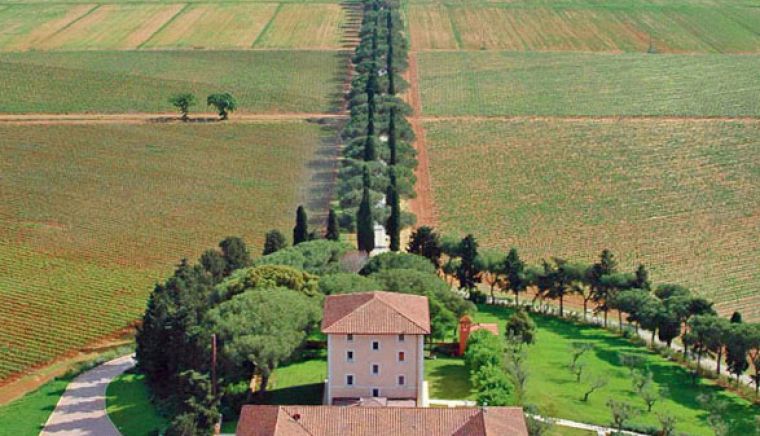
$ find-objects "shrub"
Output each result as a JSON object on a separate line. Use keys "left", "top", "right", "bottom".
{"left": 360, "top": 252, "right": 436, "bottom": 275}
{"left": 318, "top": 273, "right": 380, "bottom": 295}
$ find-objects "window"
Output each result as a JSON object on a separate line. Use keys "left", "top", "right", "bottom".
{"left": 398, "top": 351, "right": 405, "bottom": 362}
{"left": 371, "top": 364, "right": 379, "bottom": 375}
{"left": 347, "top": 334, "right": 354, "bottom": 342}
{"left": 398, "top": 375, "right": 405, "bottom": 386}
{"left": 372, "top": 388, "right": 380, "bottom": 397}
{"left": 371, "top": 340, "right": 380, "bottom": 351}
{"left": 346, "top": 375, "right": 354, "bottom": 386}
{"left": 346, "top": 350, "right": 354, "bottom": 362}
{"left": 398, "top": 334, "right": 405, "bottom": 342}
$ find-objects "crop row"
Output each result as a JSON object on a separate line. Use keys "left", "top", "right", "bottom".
{"left": 0, "top": 2, "right": 347, "bottom": 51}
{"left": 407, "top": 3, "right": 760, "bottom": 53}
{"left": 423, "top": 118, "right": 760, "bottom": 320}
{"left": 0, "top": 123, "right": 327, "bottom": 382}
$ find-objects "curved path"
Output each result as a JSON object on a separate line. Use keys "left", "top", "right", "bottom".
{"left": 40, "top": 354, "right": 135, "bottom": 436}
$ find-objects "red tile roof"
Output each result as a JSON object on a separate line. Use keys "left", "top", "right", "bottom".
{"left": 237, "top": 406, "right": 529, "bottom": 436}
{"left": 321, "top": 291, "right": 430, "bottom": 335}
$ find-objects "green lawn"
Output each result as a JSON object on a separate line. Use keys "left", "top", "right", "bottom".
{"left": 425, "top": 357, "right": 474, "bottom": 400}
{"left": 263, "top": 351, "right": 327, "bottom": 405}
{"left": 106, "top": 371, "right": 170, "bottom": 436}
{"left": 0, "top": 375, "right": 72, "bottom": 435}
{"left": 472, "top": 305, "right": 760, "bottom": 435}
{"left": 104, "top": 353, "right": 328, "bottom": 435}
{"left": 0, "top": 50, "right": 346, "bottom": 113}
{"left": 419, "top": 52, "right": 760, "bottom": 116}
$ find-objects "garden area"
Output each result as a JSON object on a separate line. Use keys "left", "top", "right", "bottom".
{"left": 469, "top": 305, "right": 759, "bottom": 435}
{"left": 102, "top": 302, "right": 757, "bottom": 435}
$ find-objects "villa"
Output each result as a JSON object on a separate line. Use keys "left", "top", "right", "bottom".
{"left": 321, "top": 291, "right": 429, "bottom": 406}
{"left": 236, "top": 291, "right": 530, "bottom": 435}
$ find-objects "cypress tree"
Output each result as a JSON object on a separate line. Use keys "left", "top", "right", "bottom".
{"left": 386, "top": 12, "right": 395, "bottom": 95}
{"left": 364, "top": 101, "right": 377, "bottom": 161}
{"left": 388, "top": 107, "right": 397, "bottom": 165}
{"left": 356, "top": 166, "right": 375, "bottom": 253}
{"left": 293, "top": 205, "right": 309, "bottom": 245}
{"left": 326, "top": 208, "right": 340, "bottom": 241}
{"left": 386, "top": 167, "right": 401, "bottom": 251}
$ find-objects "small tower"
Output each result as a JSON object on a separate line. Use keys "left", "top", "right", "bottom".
{"left": 458, "top": 315, "right": 474, "bottom": 356}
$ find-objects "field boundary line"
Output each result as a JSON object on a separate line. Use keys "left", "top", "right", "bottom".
{"left": 0, "top": 112, "right": 347, "bottom": 125}
{"left": 251, "top": 2, "right": 282, "bottom": 48}
{"left": 419, "top": 114, "right": 760, "bottom": 123}
{"left": 36, "top": 3, "right": 101, "bottom": 47}
{"left": 136, "top": 2, "right": 190, "bottom": 49}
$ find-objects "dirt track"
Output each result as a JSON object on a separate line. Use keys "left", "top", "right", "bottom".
{"left": 0, "top": 112, "right": 347, "bottom": 125}
{"left": 405, "top": 51, "right": 438, "bottom": 227}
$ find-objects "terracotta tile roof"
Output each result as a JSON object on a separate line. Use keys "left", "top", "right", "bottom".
{"left": 236, "top": 405, "right": 528, "bottom": 436}
{"left": 321, "top": 291, "right": 430, "bottom": 335}
{"left": 471, "top": 323, "right": 499, "bottom": 336}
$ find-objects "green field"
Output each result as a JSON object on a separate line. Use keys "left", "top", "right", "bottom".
{"left": 0, "top": 2, "right": 351, "bottom": 51}
{"left": 418, "top": 51, "right": 760, "bottom": 116}
{"left": 0, "top": 121, "right": 336, "bottom": 380}
{"left": 407, "top": 0, "right": 760, "bottom": 52}
{"left": 424, "top": 119, "right": 760, "bottom": 320}
{"left": 0, "top": 50, "right": 345, "bottom": 113}
{"left": 471, "top": 305, "right": 759, "bottom": 435}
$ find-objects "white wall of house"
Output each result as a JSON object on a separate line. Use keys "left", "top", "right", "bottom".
{"left": 326, "top": 333, "right": 424, "bottom": 404}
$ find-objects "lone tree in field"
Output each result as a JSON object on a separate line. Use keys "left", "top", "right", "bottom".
{"left": 325, "top": 208, "right": 340, "bottom": 241}
{"left": 607, "top": 399, "right": 639, "bottom": 434}
{"left": 207, "top": 93, "right": 237, "bottom": 120}
{"left": 169, "top": 93, "right": 196, "bottom": 121}
{"left": 263, "top": 229, "right": 287, "bottom": 255}
{"left": 293, "top": 206, "right": 309, "bottom": 245}
{"left": 581, "top": 375, "right": 608, "bottom": 401}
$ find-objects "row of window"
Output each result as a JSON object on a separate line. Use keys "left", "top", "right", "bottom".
{"left": 345, "top": 374, "right": 406, "bottom": 387}
{"left": 346, "top": 350, "right": 405, "bottom": 362}
{"left": 346, "top": 334, "right": 406, "bottom": 344}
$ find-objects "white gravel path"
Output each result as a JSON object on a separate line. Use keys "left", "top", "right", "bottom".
{"left": 40, "top": 354, "right": 135, "bottom": 436}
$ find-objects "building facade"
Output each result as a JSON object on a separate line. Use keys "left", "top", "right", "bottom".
{"left": 320, "top": 292, "right": 430, "bottom": 405}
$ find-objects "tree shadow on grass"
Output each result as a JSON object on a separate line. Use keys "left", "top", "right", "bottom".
{"left": 258, "top": 383, "right": 324, "bottom": 406}
{"left": 427, "top": 362, "right": 472, "bottom": 399}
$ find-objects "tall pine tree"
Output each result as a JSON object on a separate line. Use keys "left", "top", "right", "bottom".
{"left": 325, "top": 208, "right": 340, "bottom": 241}
{"left": 356, "top": 166, "right": 375, "bottom": 253}
{"left": 386, "top": 167, "right": 401, "bottom": 251}
{"left": 293, "top": 205, "right": 309, "bottom": 245}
